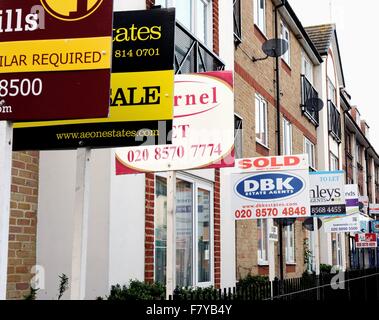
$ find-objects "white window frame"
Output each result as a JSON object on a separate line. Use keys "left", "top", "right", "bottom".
{"left": 285, "top": 224, "right": 296, "bottom": 264}
{"left": 234, "top": 113, "right": 243, "bottom": 159}
{"left": 283, "top": 118, "right": 292, "bottom": 156}
{"left": 328, "top": 77, "right": 337, "bottom": 105}
{"left": 159, "top": 0, "right": 212, "bottom": 46}
{"left": 255, "top": 94, "right": 268, "bottom": 147}
{"left": 304, "top": 137, "right": 316, "bottom": 170}
{"left": 254, "top": 0, "right": 266, "bottom": 34}
{"left": 280, "top": 21, "right": 290, "bottom": 66}
{"left": 301, "top": 52, "right": 313, "bottom": 84}
{"left": 154, "top": 172, "right": 214, "bottom": 288}
{"left": 330, "top": 152, "right": 339, "bottom": 171}
{"left": 257, "top": 219, "right": 268, "bottom": 265}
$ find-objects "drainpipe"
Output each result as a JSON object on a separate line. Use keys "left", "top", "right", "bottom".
{"left": 274, "top": 0, "right": 286, "bottom": 281}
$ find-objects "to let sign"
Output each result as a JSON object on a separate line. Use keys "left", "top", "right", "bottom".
{"left": 355, "top": 233, "right": 377, "bottom": 249}
{"left": 0, "top": 0, "right": 113, "bottom": 121}
{"left": 309, "top": 171, "right": 346, "bottom": 217}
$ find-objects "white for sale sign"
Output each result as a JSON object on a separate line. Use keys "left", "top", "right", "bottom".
{"left": 231, "top": 155, "right": 311, "bottom": 220}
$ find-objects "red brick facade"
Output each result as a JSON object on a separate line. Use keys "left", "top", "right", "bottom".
{"left": 144, "top": 173, "right": 155, "bottom": 283}
{"left": 7, "top": 151, "right": 39, "bottom": 300}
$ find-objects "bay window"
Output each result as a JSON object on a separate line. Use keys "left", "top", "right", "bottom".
{"left": 155, "top": 174, "right": 213, "bottom": 288}
{"left": 254, "top": 0, "right": 266, "bottom": 34}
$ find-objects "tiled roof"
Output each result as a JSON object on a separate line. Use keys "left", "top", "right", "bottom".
{"left": 304, "top": 24, "right": 335, "bottom": 55}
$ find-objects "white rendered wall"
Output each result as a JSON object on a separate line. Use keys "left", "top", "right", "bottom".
{"left": 113, "top": 0, "right": 146, "bottom": 11}
{"left": 108, "top": 150, "right": 146, "bottom": 286}
{"left": 36, "top": 149, "right": 111, "bottom": 300}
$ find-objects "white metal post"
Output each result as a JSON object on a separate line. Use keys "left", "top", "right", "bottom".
{"left": 313, "top": 217, "right": 320, "bottom": 275}
{"left": 0, "top": 121, "right": 12, "bottom": 300}
{"left": 267, "top": 218, "right": 276, "bottom": 299}
{"left": 70, "top": 147, "right": 91, "bottom": 300}
{"left": 267, "top": 219, "right": 276, "bottom": 281}
{"left": 166, "top": 171, "right": 176, "bottom": 299}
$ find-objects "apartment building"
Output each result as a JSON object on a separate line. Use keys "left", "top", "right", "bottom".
{"left": 343, "top": 100, "right": 379, "bottom": 269}
{"left": 232, "top": 0, "right": 324, "bottom": 279}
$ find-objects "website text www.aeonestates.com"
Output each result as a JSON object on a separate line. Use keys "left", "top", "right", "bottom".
{"left": 56, "top": 128, "right": 160, "bottom": 140}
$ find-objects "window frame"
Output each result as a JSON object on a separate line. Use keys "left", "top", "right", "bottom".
{"left": 280, "top": 20, "right": 291, "bottom": 66}
{"left": 304, "top": 137, "right": 316, "bottom": 170}
{"left": 301, "top": 52, "right": 313, "bottom": 84}
{"left": 254, "top": 0, "right": 266, "bottom": 35}
{"left": 255, "top": 94, "right": 268, "bottom": 147}
{"left": 154, "top": 172, "right": 214, "bottom": 288}
{"left": 257, "top": 219, "right": 269, "bottom": 265}
{"left": 329, "top": 152, "right": 339, "bottom": 171}
{"left": 285, "top": 224, "right": 296, "bottom": 264}
{"left": 234, "top": 113, "right": 243, "bottom": 159}
{"left": 283, "top": 118, "right": 292, "bottom": 156}
{"left": 157, "top": 0, "right": 213, "bottom": 47}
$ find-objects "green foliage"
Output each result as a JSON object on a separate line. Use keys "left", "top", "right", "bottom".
{"left": 320, "top": 264, "right": 333, "bottom": 274}
{"left": 175, "top": 286, "right": 217, "bottom": 298}
{"left": 58, "top": 273, "right": 69, "bottom": 300}
{"left": 23, "top": 286, "right": 39, "bottom": 300}
{"left": 105, "top": 280, "right": 165, "bottom": 300}
{"left": 236, "top": 274, "right": 269, "bottom": 289}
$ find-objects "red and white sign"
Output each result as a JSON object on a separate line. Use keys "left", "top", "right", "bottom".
{"left": 231, "top": 155, "right": 311, "bottom": 220}
{"left": 369, "top": 204, "right": 379, "bottom": 215}
{"left": 234, "top": 155, "right": 309, "bottom": 172}
{"left": 115, "top": 71, "right": 234, "bottom": 174}
{"left": 355, "top": 233, "right": 377, "bottom": 248}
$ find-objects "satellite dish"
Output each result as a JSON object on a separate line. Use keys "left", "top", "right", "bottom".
{"left": 274, "top": 218, "right": 296, "bottom": 227}
{"left": 303, "top": 217, "right": 323, "bottom": 231}
{"left": 262, "top": 39, "right": 289, "bottom": 58}
{"left": 305, "top": 97, "right": 324, "bottom": 113}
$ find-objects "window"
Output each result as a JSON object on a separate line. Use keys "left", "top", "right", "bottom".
{"left": 255, "top": 94, "right": 268, "bottom": 146}
{"left": 154, "top": 175, "right": 213, "bottom": 287}
{"left": 330, "top": 152, "right": 339, "bottom": 171}
{"left": 328, "top": 78, "right": 336, "bottom": 105}
{"left": 234, "top": 114, "right": 243, "bottom": 159}
{"left": 254, "top": 0, "right": 266, "bottom": 34}
{"left": 285, "top": 224, "right": 295, "bottom": 264}
{"left": 356, "top": 144, "right": 362, "bottom": 165}
{"left": 233, "top": 0, "right": 242, "bottom": 43}
{"left": 328, "top": 100, "right": 341, "bottom": 142}
{"left": 345, "top": 132, "right": 352, "bottom": 154}
{"left": 302, "top": 53, "right": 313, "bottom": 83}
{"left": 157, "top": 0, "right": 212, "bottom": 46}
{"left": 283, "top": 118, "right": 292, "bottom": 155}
{"left": 304, "top": 137, "right": 315, "bottom": 169}
{"left": 257, "top": 220, "right": 268, "bottom": 264}
{"left": 280, "top": 21, "right": 290, "bottom": 65}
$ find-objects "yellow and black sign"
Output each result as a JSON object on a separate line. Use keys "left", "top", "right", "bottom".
{"left": 40, "top": 0, "right": 104, "bottom": 21}
{"left": 13, "top": 9, "right": 176, "bottom": 150}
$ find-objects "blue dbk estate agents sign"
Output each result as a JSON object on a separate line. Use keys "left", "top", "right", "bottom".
{"left": 231, "top": 155, "right": 311, "bottom": 220}
{"left": 309, "top": 171, "right": 346, "bottom": 217}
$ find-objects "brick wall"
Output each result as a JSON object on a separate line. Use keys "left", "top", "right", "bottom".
{"left": 144, "top": 173, "right": 155, "bottom": 283}
{"left": 7, "top": 151, "right": 39, "bottom": 300}
{"left": 146, "top": 0, "right": 154, "bottom": 9}
{"left": 214, "top": 169, "right": 221, "bottom": 288}
{"left": 234, "top": 0, "right": 318, "bottom": 279}
{"left": 212, "top": 0, "right": 219, "bottom": 55}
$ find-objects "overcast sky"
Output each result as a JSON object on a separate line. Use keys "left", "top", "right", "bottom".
{"left": 289, "top": 0, "right": 379, "bottom": 150}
